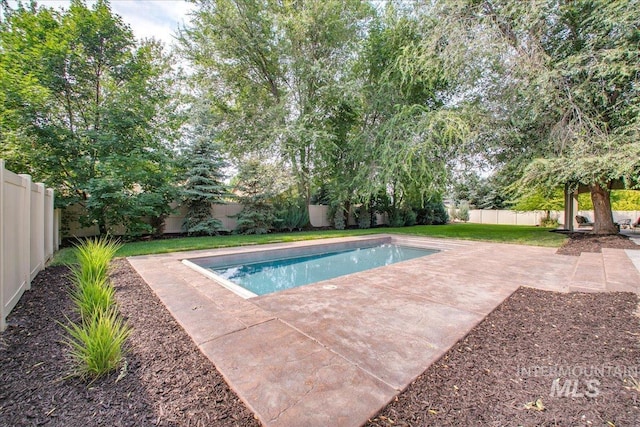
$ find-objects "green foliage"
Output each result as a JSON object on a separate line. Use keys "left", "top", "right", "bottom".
{"left": 511, "top": 188, "right": 565, "bottom": 212}
{"left": 389, "top": 210, "right": 405, "bottom": 228}
{"left": 234, "top": 159, "right": 284, "bottom": 234}
{"left": 356, "top": 206, "right": 371, "bottom": 230}
{"left": 457, "top": 202, "right": 470, "bottom": 223}
{"left": 84, "top": 166, "right": 179, "bottom": 238}
{"left": 181, "top": 1, "right": 467, "bottom": 213}
{"left": 0, "top": 0, "right": 181, "bottom": 237}
{"left": 181, "top": 139, "right": 228, "bottom": 236}
{"left": 184, "top": 218, "right": 224, "bottom": 237}
{"left": 332, "top": 205, "right": 347, "bottom": 230}
{"left": 449, "top": 205, "right": 458, "bottom": 222}
{"left": 235, "top": 209, "right": 276, "bottom": 235}
{"left": 69, "top": 275, "right": 115, "bottom": 322}
{"left": 63, "top": 236, "right": 128, "bottom": 379}
{"left": 72, "top": 237, "right": 122, "bottom": 283}
{"left": 452, "top": 173, "right": 508, "bottom": 210}
{"left": 453, "top": 0, "right": 640, "bottom": 232}
{"left": 388, "top": 207, "right": 416, "bottom": 227}
{"left": 353, "top": 8, "right": 468, "bottom": 210}
{"left": 403, "top": 209, "right": 417, "bottom": 227}
{"left": 275, "top": 199, "right": 309, "bottom": 232}
{"left": 540, "top": 215, "right": 559, "bottom": 228}
{"left": 181, "top": 0, "right": 373, "bottom": 203}
{"left": 415, "top": 200, "right": 449, "bottom": 225}
{"left": 62, "top": 309, "right": 130, "bottom": 379}
{"left": 611, "top": 191, "right": 640, "bottom": 211}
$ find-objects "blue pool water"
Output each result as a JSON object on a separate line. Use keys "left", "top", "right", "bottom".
{"left": 209, "top": 244, "right": 437, "bottom": 296}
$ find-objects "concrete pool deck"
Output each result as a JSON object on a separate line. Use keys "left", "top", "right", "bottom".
{"left": 128, "top": 235, "right": 640, "bottom": 427}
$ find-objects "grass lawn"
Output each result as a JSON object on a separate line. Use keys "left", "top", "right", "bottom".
{"left": 51, "top": 223, "right": 566, "bottom": 266}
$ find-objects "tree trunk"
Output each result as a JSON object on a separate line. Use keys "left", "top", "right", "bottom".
{"left": 98, "top": 221, "right": 108, "bottom": 236}
{"left": 98, "top": 210, "right": 108, "bottom": 236}
{"left": 590, "top": 183, "right": 618, "bottom": 235}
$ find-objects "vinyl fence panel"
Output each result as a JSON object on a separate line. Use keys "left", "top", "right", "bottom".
{"left": 1, "top": 160, "right": 56, "bottom": 331}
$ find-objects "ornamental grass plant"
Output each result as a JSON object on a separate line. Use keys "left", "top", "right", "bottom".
{"left": 63, "top": 237, "right": 129, "bottom": 379}
{"left": 73, "top": 237, "right": 122, "bottom": 283}
{"left": 62, "top": 309, "right": 130, "bottom": 378}
{"left": 69, "top": 274, "right": 115, "bottom": 322}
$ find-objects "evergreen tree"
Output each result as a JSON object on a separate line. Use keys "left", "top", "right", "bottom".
{"left": 234, "top": 159, "right": 285, "bottom": 235}
{"left": 181, "top": 142, "right": 228, "bottom": 236}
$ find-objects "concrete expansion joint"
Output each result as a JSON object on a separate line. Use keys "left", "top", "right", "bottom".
{"left": 275, "top": 317, "right": 400, "bottom": 391}
{"left": 568, "top": 253, "right": 584, "bottom": 283}
{"left": 268, "top": 380, "right": 317, "bottom": 423}
{"left": 196, "top": 316, "right": 278, "bottom": 347}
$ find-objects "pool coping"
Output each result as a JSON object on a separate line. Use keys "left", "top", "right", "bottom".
{"left": 127, "top": 234, "right": 640, "bottom": 427}
{"left": 181, "top": 235, "right": 438, "bottom": 299}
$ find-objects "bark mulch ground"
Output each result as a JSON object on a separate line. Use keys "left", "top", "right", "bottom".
{"left": 2, "top": 258, "right": 639, "bottom": 426}
{"left": 556, "top": 232, "right": 639, "bottom": 256}
{"left": 0, "top": 260, "right": 259, "bottom": 427}
{"left": 367, "top": 288, "right": 640, "bottom": 426}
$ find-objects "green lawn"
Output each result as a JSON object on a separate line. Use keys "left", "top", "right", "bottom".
{"left": 51, "top": 223, "right": 566, "bottom": 266}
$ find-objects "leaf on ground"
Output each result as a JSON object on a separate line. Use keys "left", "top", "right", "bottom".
{"left": 524, "top": 398, "right": 545, "bottom": 411}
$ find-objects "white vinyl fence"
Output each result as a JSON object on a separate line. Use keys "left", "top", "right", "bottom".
{"left": 467, "top": 209, "right": 640, "bottom": 227}
{"left": 467, "top": 210, "right": 561, "bottom": 226}
{"left": 1, "top": 160, "right": 58, "bottom": 331}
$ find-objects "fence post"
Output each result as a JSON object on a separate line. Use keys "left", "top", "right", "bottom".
{"left": 19, "top": 174, "right": 31, "bottom": 291}
{"left": 35, "top": 183, "right": 46, "bottom": 278}
{"left": 44, "top": 189, "right": 55, "bottom": 260}
{"left": 54, "top": 208, "right": 60, "bottom": 251}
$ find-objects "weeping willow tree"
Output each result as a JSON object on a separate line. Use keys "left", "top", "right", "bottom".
{"left": 326, "top": 5, "right": 470, "bottom": 218}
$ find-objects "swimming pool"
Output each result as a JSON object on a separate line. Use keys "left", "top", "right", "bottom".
{"left": 184, "top": 239, "right": 437, "bottom": 297}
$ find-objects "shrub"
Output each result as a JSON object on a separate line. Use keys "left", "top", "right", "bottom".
{"left": 233, "top": 159, "right": 284, "bottom": 234}
{"left": 184, "top": 216, "right": 224, "bottom": 236}
{"left": 235, "top": 208, "right": 277, "bottom": 234}
{"left": 389, "top": 210, "right": 405, "bottom": 227}
{"left": 62, "top": 309, "right": 130, "bottom": 379}
{"left": 332, "top": 205, "right": 347, "bottom": 230}
{"left": 389, "top": 207, "right": 417, "bottom": 227}
{"left": 458, "top": 201, "right": 470, "bottom": 222}
{"left": 356, "top": 206, "right": 371, "bottom": 229}
{"left": 415, "top": 201, "right": 449, "bottom": 225}
{"left": 449, "top": 204, "right": 458, "bottom": 221}
{"left": 275, "top": 202, "right": 309, "bottom": 232}
{"left": 540, "top": 212, "right": 559, "bottom": 227}
{"left": 403, "top": 209, "right": 417, "bottom": 226}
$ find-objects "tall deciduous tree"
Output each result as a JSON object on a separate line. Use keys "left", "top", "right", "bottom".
{"left": 179, "top": 0, "right": 373, "bottom": 205}
{"left": 443, "top": 0, "right": 640, "bottom": 234}
{"left": 0, "top": 0, "right": 181, "bottom": 236}
{"left": 350, "top": 6, "right": 469, "bottom": 211}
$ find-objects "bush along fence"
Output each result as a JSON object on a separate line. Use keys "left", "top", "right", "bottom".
{"left": 1, "top": 160, "right": 58, "bottom": 331}
{"left": 62, "top": 203, "right": 391, "bottom": 238}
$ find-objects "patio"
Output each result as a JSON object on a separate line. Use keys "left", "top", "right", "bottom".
{"left": 128, "top": 235, "right": 640, "bottom": 427}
